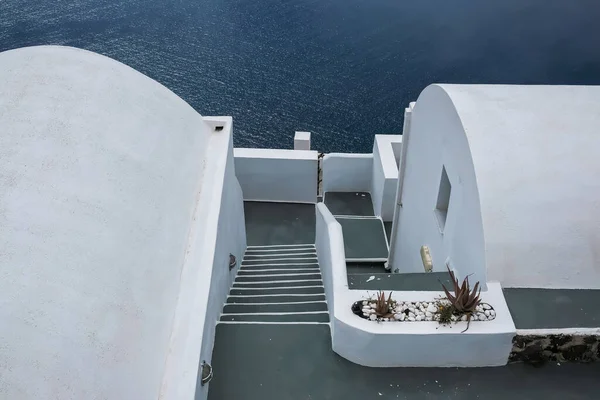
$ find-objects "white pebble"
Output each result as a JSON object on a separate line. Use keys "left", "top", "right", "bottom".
{"left": 426, "top": 304, "right": 437, "bottom": 313}
{"left": 416, "top": 315, "right": 423, "bottom": 321}
{"left": 369, "top": 314, "right": 377, "bottom": 321}
{"left": 461, "top": 315, "right": 468, "bottom": 321}
{"left": 400, "top": 313, "right": 406, "bottom": 321}
{"left": 408, "top": 312, "right": 415, "bottom": 318}
{"left": 471, "top": 314, "right": 478, "bottom": 321}
{"left": 485, "top": 310, "right": 491, "bottom": 317}
{"left": 408, "top": 316, "right": 415, "bottom": 321}
{"left": 363, "top": 301, "right": 368, "bottom": 306}
{"left": 383, "top": 318, "right": 389, "bottom": 322}
{"left": 483, "top": 304, "right": 491, "bottom": 310}
{"left": 425, "top": 315, "right": 433, "bottom": 321}
{"left": 425, "top": 311, "right": 433, "bottom": 318}
{"left": 489, "top": 310, "right": 496, "bottom": 317}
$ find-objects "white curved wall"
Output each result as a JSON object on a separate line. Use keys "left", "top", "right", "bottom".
{"left": 392, "top": 85, "right": 487, "bottom": 286}
{"left": 443, "top": 85, "right": 600, "bottom": 289}
{"left": 0, "top": 46, "right": 213, "bottom": 399}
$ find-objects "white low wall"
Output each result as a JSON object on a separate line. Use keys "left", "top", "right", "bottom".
{"left": 371, "top": 135, "right": 402, "bottom": 221}
{"left": 322, "top": 153, "right": 373, "bottom": 193}
{"left": 315, "top": 203, "right": 516, "bottom": 368}
{"left": 234, "top": 148, "right": 318, "bottom": 203}
{"left": 333, "top": 283, "right": 515, "bottom": 367}
{"left": 161, "top": 118, "right": 246, "bottom": 400}
{"left": 315, "top": 203, "right": 346, "bottom": 325}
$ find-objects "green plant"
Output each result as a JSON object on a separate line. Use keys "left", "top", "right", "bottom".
{"left": 441, "top": 265, "right": 481, "bottom": 332}
{"left": 374, "top": 290, "right": 394, "bottom": 318}
{"left": 437, "top": 302, "right": 454, "bottom": 325}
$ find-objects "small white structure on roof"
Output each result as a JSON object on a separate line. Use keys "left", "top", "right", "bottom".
{"left": 389, "top": 84, "right": 600, "bottom": 289}
{"left": 0, "top": 46, "right": 245, "bottom": 400}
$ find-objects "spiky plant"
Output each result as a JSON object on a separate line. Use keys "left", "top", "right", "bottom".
{"left": 374, "top": 290, "right": 394, "bottom": 318}
{"left": 441, "top": 265, "right": 481, "bottom": 332}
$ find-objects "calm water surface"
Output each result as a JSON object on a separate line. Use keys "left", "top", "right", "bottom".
{"left": 2, "top": 0, "right": 600, "bottom": 152}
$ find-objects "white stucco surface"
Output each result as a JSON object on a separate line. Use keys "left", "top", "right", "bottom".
{"left": 371, "top": 135, "right": 401, "bottom": 221}
{"left": 234, "top": 148, "right": 318, "bottom": 203}
{"left": 392, "top": 84, "right": 600, "bottom": 289}
{"left": 333, "top": 283, "right": 515, "bottom": 367}
{"left": 294, "top": 131, "right": 311, "bottom": 150}
{"left": 315, "top": 203, "right": 345, "bottom": 326}
{"left": 316, "top": 204, "right": 515, "bottom": 367}
{"left": 321, "top": 153, "right": 373, "bottom": 193}
{"left": 0, "top": 46, "right": 242, "bottom": 400}
{"left": 162, "top": 117, "right": 246, "bottom": 400}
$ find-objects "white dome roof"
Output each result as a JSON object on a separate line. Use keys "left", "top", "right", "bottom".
{"left": 0, "top": 46, "right": 213, "bottom": 399}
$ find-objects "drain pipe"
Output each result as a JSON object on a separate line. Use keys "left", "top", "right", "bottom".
{"left": 386, "top": 102, "right": 414, "bottom": 272}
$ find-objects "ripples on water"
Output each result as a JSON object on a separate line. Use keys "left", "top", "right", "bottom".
{"left": 1, "top": 0, "right": 600, "bottom": 152}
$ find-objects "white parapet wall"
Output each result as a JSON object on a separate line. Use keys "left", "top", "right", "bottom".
{"left": 371, "top": 135, "right": 402, "bottom": 221}
{"left": 162, "top": 117, "right": 247, "bottom": 400}
{"left": 315, "top": 203, "right": 516, "bottom": 368}
{"left": 321, "top": 153, "right": 373, "bottom": 193}
{"left": 234, "top": 148, "right": 318, "bottom": 203}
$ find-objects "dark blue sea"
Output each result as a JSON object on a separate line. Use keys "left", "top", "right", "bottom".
{"left": 2, "top": 0, "right": 600, "bottom": 152}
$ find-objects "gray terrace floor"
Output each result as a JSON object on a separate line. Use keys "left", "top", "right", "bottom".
{"left": 208, "top": 201, "right": 600, "bottom": 400}
{"left": 244, "top": 201, "right": 315, "bottom": 246}
{"left": 324, "top": 191, "right": 374, "bottom": 216}
{"left": 348, "top": 271, "right": 452, "bottom": 291}
{"left": 504, "top": 288, "right": 600, "bottom": 329}
{"left": 337, "top": 217, "right": 389, "bottom": 261}
{"left": 208, "top": 324, "right": 600, "bottom": 400}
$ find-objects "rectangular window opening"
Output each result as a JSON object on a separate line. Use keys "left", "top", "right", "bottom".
{"left": 435, "top": 166, "right": 451, "bottom": 232}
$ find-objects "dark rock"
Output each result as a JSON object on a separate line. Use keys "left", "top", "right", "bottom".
{"left": 551, "top": 334, "right": 573, "bottom": 347}
{"left": 583, "top": 335, "right": 598, "bottom": 345}
{"left": 351, "top": 301, "right": 363, "bottom": 318}
{"left": 518, "top": 342, "right": 546, "bottom": 366}
{"left": 562, "top": 344, "right": 593, "bottom": 362}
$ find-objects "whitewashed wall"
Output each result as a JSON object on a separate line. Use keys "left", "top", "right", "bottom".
{"left": 315, "top": 203, "right": 346, "bottom": 325}
{"left": 371, "top": 135, "right": 401, "bottom": 221}
{"left": 322, "top": 153, "right": 373, "bottom": 193}
{"left": 160, "top": 117, "right": 246, "bottom": 400}
{"left": 0, "top": 46, "right": 218, "bottom": 400}
{"left": 234, "top": 148, "right": 318, "bottom": 203}
{"left": 390, "top": 85, "right": 487, "bottom": 287}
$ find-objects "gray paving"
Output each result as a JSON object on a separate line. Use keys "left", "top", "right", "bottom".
{"left": 348, "top": 272, "right": 452, "bottom": 291}
{"left": 243, "top": 201, "right": 315, "bottom": 246}
{"left": 347, "top": 262, "right": 388, "bottom": 274}
{"left": 324, "top": 191, "right": 374, "bottom": 216}
{"left": 504, "top": 288, "right": 600, "bottom": 329}
{"left": 337, "top": 217, "right": 389, "bottom": 260}
{"left": 207, "top": 324, "right": 600, "bottom": 400}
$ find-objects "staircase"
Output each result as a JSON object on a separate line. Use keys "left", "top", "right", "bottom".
{"left": 219, "top": 244, "right": 329, "bottom": 324}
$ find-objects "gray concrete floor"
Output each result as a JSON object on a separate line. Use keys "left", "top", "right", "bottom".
{"left": 337, "top": 217, "right": 389, "bottom": 260}
{"left": 324, "top": 191, "right": 374, "bottom": 216}
{"left": 504, "top": 288, "right": 600, "bottom": 329}
{"left": 244, "top": 201, "right": 315, "bottom": 246}
{"left": 208, "top": 324, "right": 600, "bottom": 400}
{"left": 348, "top": 272, "right": 452, "bottom": 291}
